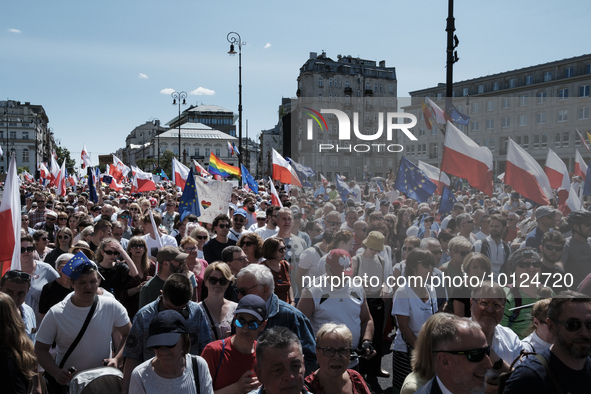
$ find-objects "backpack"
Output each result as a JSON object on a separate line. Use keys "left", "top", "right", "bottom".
{"left": 497, "top": 350, "right": 565, "bottom": 394}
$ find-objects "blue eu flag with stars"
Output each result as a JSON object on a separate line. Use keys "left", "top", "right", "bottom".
{"left": 438, "top": 185, "right": 458, "bottom": 216}
{"left": 241, "top": 164, "right": 259, "bottom": 194}
{"left": 62, "top": 251, "right": 95, "bottom": 280}
{"left": 179, "top": 167, "right": 201, "bottom": 221}
{"left": 394, "top": 156, "right": 437, "bottom": 203}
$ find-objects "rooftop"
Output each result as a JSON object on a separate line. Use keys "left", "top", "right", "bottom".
{"left": 159, "top": 123, "right": 237, "bottom": 140}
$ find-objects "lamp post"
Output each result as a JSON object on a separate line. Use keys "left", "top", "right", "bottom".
{"left": 152, "top": 119, "right": 161, "bottom": 169}
{"left": 227, "top": 31, "right": 245, "bottom": 184}
{"left": 171, "top": 91, "right": 187, "bottom": 164}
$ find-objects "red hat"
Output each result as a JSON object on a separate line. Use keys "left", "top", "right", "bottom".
{"left": 149, "top": 197, "right": 158, "bottom": 208}
{"left": 325, "top": 249, "right": 353, "bottom": 276}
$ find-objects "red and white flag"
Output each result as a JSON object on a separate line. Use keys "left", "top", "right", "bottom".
{"left": 131, "top": 168, "right": 156, "bottom": 193}
{"left": 56, "top": 160, "right": 67, "bottom": 197}
{"left": 272, "top": 148, "right": 302, "bottom": 187}
{"left": 193, "top": 160, "right": 210, "bottom": 177}
{"left": 575, "top": 150, "right": 588, "bottom": 181}
{"left": 23, "top": 171, "right": 34, "bottom": 183}
{"left": 560, "top": 184, "right": 582, "bottom": 215}
{"left": 419, "top": 160, "right": 450, "bottom": 195}
{"left": 320, "top": 173, "right": 329, "bottom": 187}
{"left": 49, "top": 155, "right": 60, "bottom": 186}
{"left": 172, "top": 157, "right": 190, "bottom": 190}
{"left": 68, "top": 172, "right": 78, "bottom": 187}
{"left": 0, "top": 153, "right": 21, "bottom": 274}
{"left": 113, "top": 155, "right": 131, "bottom": 178}
{"left": 427, "top": 98, "right": 449, "bottom": 125}
{"left": 505, "top": 138, "right": 552, "bottom": 206}
{"left": 268, "top": 177, "right": 283, "bottom": 207}
{"left": 110, "top": 177, "right": 123, "bottom": 191}
{"left": 81, "top": 144, "right": 92, "bottom": 169}
{"left": 544, "top": 149, "right": 570, "bottom": 191}
{"left": 441, "top": 122, "right": 493, "bottom": 196}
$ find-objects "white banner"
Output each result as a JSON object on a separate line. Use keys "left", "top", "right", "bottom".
{"left": 194, "top": 176, "right": 233, "bottom": 224}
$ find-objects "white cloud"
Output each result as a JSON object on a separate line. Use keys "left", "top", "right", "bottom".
{"left": 264, "top": 43, "right": 271, "bottom": 49}
{"left": 138, "top": 73, "right": 148, "bottom": 79}
{"left": 189, "top": 87, "right": 215, "bottom": 96}
{"left": 8, "top": 28, "right": 21, "bottom": 34}
{"left": 160, "top": 88, "right": 175, "bottom": 94}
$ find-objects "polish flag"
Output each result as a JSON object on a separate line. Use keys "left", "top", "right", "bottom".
{"left": 505, "top": 138, "right": 552, "bottom": 206}
{"left": 49, "top": 155, "right": 60, "bottom": 186}
{"left": 272, "top": 149, "right": 302, "bottom": 187}
{"left": 441, "top": 122, "right": 493, "bottom": 196}
{"left": 81, "top": 144, "right": 92, "bottom": 169}
{"left": 560, "top": 184, "right": 582, "bottom": 215}
{"left": 56, "top": 160, "right": 67, "bottom": 197}
{"left": 131, "top": 169, "right": 156, "bottom": 193}
{"left": 23, "top": 171, "right": 34, "bottom": 183}
{"left": 110, "top": 177, "right": 123, "bottom": 191}
{"left": 320, "top": 173, "right": 329, "bottom": 187}
{"left": 544, "top": 149, "right": 570, "bottom": 191}
{"left": 575, "top": 150, "right": 588, "bottom": 181}
{"left": 113, "top": 155, "right": 131, "bottom": 178}
{"left": 193, "top": 160, "right": 210, "bottom": 177}
{"left": 427, "top": 98, "right": 450, "bottom": 125}
{"left": 68, "top": 172, "right": 78, "bottom": 187}
{"left": 109, "top": 164, "right": 124, "bottom": 182}
{"left": 0, "top": 153, "right": 21, "bottom": 274}
{"left": 269, "top": 177, "right": 283, "bottom": 207}
{"left": 419, "top": 160, "right": 450, "bottom": 195}
{"left": 38, "top": 163, "right": 49, "bottom": 185}
{"left": 172, "top": 157, "right": 190, "bottom": 190}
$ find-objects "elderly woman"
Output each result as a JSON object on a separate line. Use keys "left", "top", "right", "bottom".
{"left": 305, "top": 323, "right": 371, "bottom": 394}
{"left": 237, "top": 232, "right": 264, "bottom": 265}
{"left": 129, "top": 310, "right": 213, "bottom": 394}
{"left": 180, "top": 236, "right": 208, "bottom": 302}
{"left": 95, "top": 237, "right": 139, "bottom": 300}
{"left": 400, "top": 313, "right": 459, "bottom": 394}
{"left": 198, "top": 263, "right": 237, "bottom": 341}
{"left": 43, "top": 227, "right": 73, "bottom": 269}
{"left": 391, "top": 249, "right": 438, "bottom": 390}
{"left": 189, "top": 226, "right": 209, "bottom": 260}
{"left": 121, "top": 236, "right": 156, "bottom": 318}
{"left": 39, "top": 253, "right": 74, "bottom": 318}
{"left": 261, "top": 237, "right": 294, "bottom": 305}
{"left": 448, "top": 252, "right": 492, "bottom": 318}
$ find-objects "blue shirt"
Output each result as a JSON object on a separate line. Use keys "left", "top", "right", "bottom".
{"left": 524, "top": 227, "right": 545, "bottom": 250}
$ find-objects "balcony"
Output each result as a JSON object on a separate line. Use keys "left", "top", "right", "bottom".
{"left": 365, "top": 89, "right": 373, "bottom": 96}
{"left": 344, "top": 87, "right": 353, "bottom": 95}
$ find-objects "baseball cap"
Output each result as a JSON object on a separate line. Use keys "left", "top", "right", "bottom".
{"left": 146, "top": 310, "right": 188, "bottom": 348}
{"left": 380, "top": 200, "right": 390, "bottom": 207}
{"left": 256, "top": 211, "right": 266, "bottom": 219}
{"left": 234, "top": 208, "right": 248, "bottom": 218}
{"left": 46, "top": 211, "right": 58, "bottom": 219}
{"left": 157, "top": 246, "right": 189, "bottom": 263}
{"left": 234, "top": 294, "right": 268, "bottom": 321}
{"left": 149, "top": 198, "right": 158, "bottom": 208}
{"left": 535, "top": 206, "right": 556, "bottom": 220}
{"left": 325, "top": 249, "right": 352, "bottom": 276}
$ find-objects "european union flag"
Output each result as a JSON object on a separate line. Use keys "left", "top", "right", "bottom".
{"left": 286, "top": 157, "right": 316, "bottom": 179}
{"left": 314, "top": 185, "right": 326, "bottom": 198}
{"left": 394, "top": 156, "right": 437, "bottom": 203}
{"left": 159, "top": 169, "right": 170, "bottom": 181}
{"left": 87, "top": 167, "right": 98, "bottom": 203}
{"left": 449, "top": 104, "right": 470, "bottom": 126}
{"left": 302, "top": 179, "right": 313, "bottom": 188}
{"left": 438, "top": 185, "right": 458, "bottom": 216}
{"left": 241, "top": 164, "right": 259, "bottom": 194}
{"left": 336, "top": 174, "right": 356, "bottom": 201}
{"left": 178, "top": 167, "right": 201, "bottom": 221}
{"left": 62, "top": 251, "right": 97, "bottom": 280}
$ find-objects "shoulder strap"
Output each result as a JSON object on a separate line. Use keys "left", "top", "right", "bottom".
{"left": 534, "top": 354, "right": 565, "bottom": 394}
{"left": 508, "top": 286, "right": 523, "bottom": 327}
{"left": 480, "top": 238, "right": 489, "bottom": 256}
{"left": 201, "top": 302, "right": 219, "bottom": 341}
{"left": 213, "top": 339, "right": 226, "bottom": 386}
{"left": 313, "top": 245, "right": 323, "bottom": 258}
{"left": 192, "top": 355, "right": 201, "bottom": 394}
{"left": 59, "top": 295, "right": 98, "bottom": 369}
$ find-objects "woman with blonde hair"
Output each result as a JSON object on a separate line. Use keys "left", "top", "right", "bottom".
{"left": 189, "top": 226, "right": 209, "bottom": 260}
{"left": 448, "top": 252, "right": 492, "bottom": 318}
{"left": 0, "top": 292, "right": 38, "bottom": 394}
{"left": 400, "top": 313, "right": 459, "bottom": 394}
{"left": 198, "top": 262, "right": 237, "bottom": 340}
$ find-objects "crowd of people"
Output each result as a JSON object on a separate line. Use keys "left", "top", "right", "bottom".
{"left": 2, "top": 176, "right": 591, "bottom": 394}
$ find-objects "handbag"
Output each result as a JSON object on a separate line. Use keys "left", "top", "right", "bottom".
{"left": 46, "top": 296, "right": 98, "bottom": 394}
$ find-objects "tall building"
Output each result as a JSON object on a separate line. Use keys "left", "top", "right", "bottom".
{"left": 405, "top": 53, "right": 591, "bottom": 176}
{"left": 166, "top": 104, "right": 237, "bottom": 137}
{"left": 0, "top": 100, "right": 53, "bottom": 175}
{"left": 292, "top": 51, "right": 398, "bottom": 181}
{"left": 118, "top": 120, "right": 167, "bottom": 166}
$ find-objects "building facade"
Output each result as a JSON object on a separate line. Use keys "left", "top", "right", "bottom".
{"left": 166, "top": 104, "right": 237, "bottom": 137}
{"left": 292, "top": 51, "right": 398, "bottom": 181}
{"left": 405, "top": 53, "right": 591, "bottom": 176}
{"left": 117, "top": 120, "right": 167, "bottom": 167}
{"left": 0, "top": 100, "right": 53, "bottom": 175}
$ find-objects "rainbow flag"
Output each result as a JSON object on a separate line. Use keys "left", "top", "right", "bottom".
{"left": 208, "top": 152, "right": 241, "bottom": 178}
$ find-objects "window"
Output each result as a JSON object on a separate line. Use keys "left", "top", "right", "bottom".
{"left": 22, "top": 149, "right": 28, "bottom": 162}
{"left": 329, "top": 78, "right": 333, "bottom": 87}
{"left": 554, "top": 132, "right": 561, "bottom": 148}
{"left": 10, "top": 131, "right": 16, "bottom": 139}
{"left": 544, "top": 72, "right": 552, "bottom": 82}
{"left": 471, "top": 121, "right": 479, "bottom": 132}
{"left": 330, "top": 156, "right": 338, "bottom": 166}
{"left": 537, "top": 92, "right": 547, "bottom": 104}
{"left": 537, "top": 112, "right": 546, "bottom": 124}
{"left": 475, "top": 139, "right": 480, "bottom": 145}
{"left": 565, "top": 67, "right": 574, "bottom": 78}
{"left": 509, "top": 79, "right": 516, "bottom": 88}
{"left": 563, "top": 132, "right": 570, "bottom": 147}
{"left": 486, "top": 100, "right": 495, "bottom": 111}
{"left": 318, "top": 93, "right": 323, "bottom": 101}
{"left": 388, "top": 158, "right": 393, "bottom": 167}
{"left": 436, "top": 93, "right": 442, "bottom": 101}
{"left": 318, "top": 77, "right": 323, "bottom": 87}
{"left": 478, "top": 85, "right": 484, "bottom": 94}
{"left": 316, "top": 156, "right": 323, "bottom": 166}
{"left": 486, "top": 119, "right": 494, "bottom": 130}
{"left": 579, "top": 107, "right": 590, "bottom": 120}
{"left": 343, "top": 157, "right": 349, "bottom": 167}
{"left": 419, "top": 128, "right": 426, "bottom": 137}
{"left": 195, "top": 147, "right": 200, "bottom": 157}
{"left": 0, "top": 131, "right": 3, "bottom": 139}
{"left": 329, "top": 93, "right": 332, "bottom": 102}
{"left": 431, "top": 127, "right": 437, "bottom": 136}
{"left": 516, "top": 136, "right": 522, "bottom": 145}
{"left": 523, "top": 136, "right": 529, "bottom": 149}
{"left": 502, "top": 117, "right": 511, "bottom": 128}
{"left": 173, "top": 147, "right": 179, "bottom": 155}
{"left": 345, "top": 80, "right": 350, "bottom": 88}
{"left": 580, "top": 85, "right": 590, "bottom": 97}
{"left": 493, "top": 82, "right": 499, "bottom": 91}
{"left": 484, "top": 138, "right": 489, "bottom": 147}
{"left": 502, "top": 98, "right": 510, "bottom": 109}
{"left": 389, "top": 85, "right": 394, "bottom": 94}
{"left": 534, "top": 134, "right": 540, "bottom": 149}
{"left": 471, "top": 102, "right": 479, "bottom": 113}
{"left": 519, "top": 115, "right": 527, "bottom": 126}
{"left": 558, "top": 88, "right": 569, "bottom": 100}
{"left": 519, "top": 95, "right": 528, "bottom": 106}
{"left": 558, "top": 110, "right": 568, "bottom": 122}
{"left": 526, "top": 75, "right": 533, "bottom": 85}
{"left": 541, "top": 133, "right": 548, "bottom": 148}
{"left": 375, "top": 158, "right": 383, "bottom": 167}
{"left": 588, "top": 64, "right": 591, "bottom": 74}
{"left": 410, "top": 145, "right": 415, "bottom": 156}
{"left": 22, "top": 132, "right": 28, "bottom": 140}
{"left": 490, "top": 138, "right": 496, "bottom": 150}
{"left": 388, "top": 99, "right": 394, "bottom": 108}
{"left": 463, "top": 87, "right": 469, "bottom": 96}
{"left": 205, "top": 147, "right": 211, "bottom": 157}
{"left": 215, "top": 148, "right": 221, "bottom": 157}
{"left": 365, "top": 82, "right": 370, "bottom": 90}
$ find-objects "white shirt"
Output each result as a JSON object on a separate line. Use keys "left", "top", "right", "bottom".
{"left": 391, "top": 284, "right": 438, "bottom": 352}
{"left": 522, "top": 331, "right": 551, "bottom": 353}
{"left": 142, "top": 233, "right": 178, "bottom": 258}
{"left": 474, "top": 231, "right": 488, "bottom": 240}
{"left": 440, "top": 215, "right": 453, "bottom": 230}
{"left": 25, "top": 261, "right": 60, "bottom": 325}
{"left": 254, "top": 225, "right": 279, "bottom": 240}
{"left": 491, "top": 324, "right": 526, "bottom": 364}
{"left": 298, "top": 246, "right": 327, "bottom": 281}
{"left": 228, "top": 227, "right": 251, "bottom": 242}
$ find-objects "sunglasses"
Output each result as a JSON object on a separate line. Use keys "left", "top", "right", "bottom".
{"left": 327, "top": 221, "right": 341, "bottom": 226}
{"left": 131, "top": 244, "right": 145, "bottom": 249}
{"left": 4, "top": 271, "right": 31, "bottom": 281}
{"left": 278, "top": 247, "right": 287, "bottom": 253}
{"left": 195, "top": 235, "right": 208, "bottom": 240}
{"left": 21, "top": 246, "right": 35, "bottom": 253}
{"left": 543, "top": 244, "right": 564, "bottom": 252}
{"left": 237, "top": 284, "right": 262, "bottom": 297}
{"left": 59, "top": 217, "right": 68, "bottom": 221}
{"left": 217, "top": 224, "right": 229, "bottom": 229}
{"left": 517, "top": 261, "right": 542, "bottom": 269}
{"left": 472, "top": 298, "right": 504, "bottom": 312}
{"left": 57, "top": 235, "right": 70, "bottom": 240}
{"left": 22, "top": 218, "right": 29, "bottom": 221}
{"left": 554, "top": 318, "right": 591, "bottom": 332}
{"left": 234, "top": 218, "right": 245, "bottom": 223}
{"left": 402, "top": 246, "right": 414, "bottom": 252}
{"left": 208, "top": 277, "right": 229, "bottom": 286}
{"left": 234, "top": 317, "right": 261, "bottom": 330}
{"left": 317, "top": 346, "right": 352, "bottom": 358}
{"left": 41, "top": 237, "right": 48, "bottom": 241}
{"left": 119, "top": 215, "right": 130, "bottom": 219}
{"left": 102, "top": 250, "right": 117, "bottom": 255}
{"left": 433, "top": 346, "right": 490, "bottom": 363}
{"left": 243, "top": 241, "right": 255, "bottom": 247}
{"left": 46, "top": 217, "right": 56, "bottom": 221}
{"left": 184, "top": 247, "right": 197, "bottom": 253}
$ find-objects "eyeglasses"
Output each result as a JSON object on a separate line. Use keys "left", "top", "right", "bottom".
{"left": 554, "top": 318, "right": 591, "bottom": 332}
{"left": 57, "top": 235, "right": 70, "bottom": 240}
{"left": 233, "top": 256, "right": 249, "bottom": 262}
{"left": 184, "top": 247, "right": 197, "bottom": 252}
{"left": 234, "top": 317, "right": 261, "bottom": 330}
{"left": 433, "top": 346, "right": 490, "bottom": 363}
{"left": 131, "top": 244, "right": 145, "bottom": 249}
{"left": 46, "top": 217, "right": 56, "bottom": 221}
{"left": 4, "top": 270, "right": 32, "bottom": 281}
{"left": 21, "top": 246, "right": 35, "bottom": 253}
{"left": 58, "top": 217, "right": 68, "bottom": 221}
{"left": 278, "top": 247, "right": 286, "bottom": 253}
{"left": 237, "top": 284, "right": 263, "bottom": 297}
{"left": 516, "top": 261, "right": 542, "bottom": 269}
{"left": 327, "top": 221, "right": 341, "bottom": 226}
{"left": 130, "top": 208, "right": 139, "bottom": 211}
{"left": 234, "top": 218, "right": 245, "bottom": 223}
{"left": 402, "top": 246, "right": 414, "bottom": 252}
{"left": 257, "top": 218, "right": 266, "bottom": 221}
{"left": 472, "top": 298, "right": 504, "bottom": 312}
{"left": 217, "top": 224, "right": 229, "bottom": 229}
{"left": 430, "top": 249, "right": 443, "bottom": 255}
{"left": 317, "top": 347, "right": 352, "bottom": 358}
{"left": 311, "top": 228, "right": 322, "bottom": 233}
{"left": 243, "top": 241, "right": 255, "bottom": 247}
{"left": 208, "top": 277, "right": 229, "bottom": 286}
{"left": 195, "top": 235, "right": 208, "bottom": 240}
{"left": 543, "top": 244, "right": 564, "bottom": 252}
{"left": 102, "top": 250, "right": 117, "bottom": 256}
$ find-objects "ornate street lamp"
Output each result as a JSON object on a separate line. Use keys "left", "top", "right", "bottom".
{"left": 227, "top": 31, "right": 245, "bottom": 183}
{"left": 171, "top": 91, "right": 187, "bottom": 163}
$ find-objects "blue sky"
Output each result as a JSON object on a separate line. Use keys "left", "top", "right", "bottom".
{"left": 2, "top": 0, "right": 590, "bottom": 167}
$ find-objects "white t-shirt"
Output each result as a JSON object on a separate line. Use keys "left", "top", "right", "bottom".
{"left": 298, "top": 246, "right": 327, "bottom": 281}
{"left": 254, "top": 226, "right": 279, "bottom": 240}
{"left": 391, "top": 284, "right": 438, "bottom": 352}
{"left": 130, "top": 353, "right": 213, "bottom": 394}
{"left": 142, "top": 233, "right": 178, "bottom": 258}
{"left": 36, "top": 295, "right": 129, "bottom": 372}
{"left": 25, "top": 261, "right": 60, "bottom": 325}
{"left": 228, "top": 227, "right": 251, "bottom": 242}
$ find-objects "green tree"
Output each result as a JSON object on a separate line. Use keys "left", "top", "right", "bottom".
{"left": 17, "top": 166, "right": 30, "bottom": 174}
{"left": 136, "top": 158, "right": 157, "bottom": 173}
{"left": 55, "top": 146, "right": 76, "bottom": 172}
{"left": 159, "top": 150, "right": 178, "bottom": 179}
